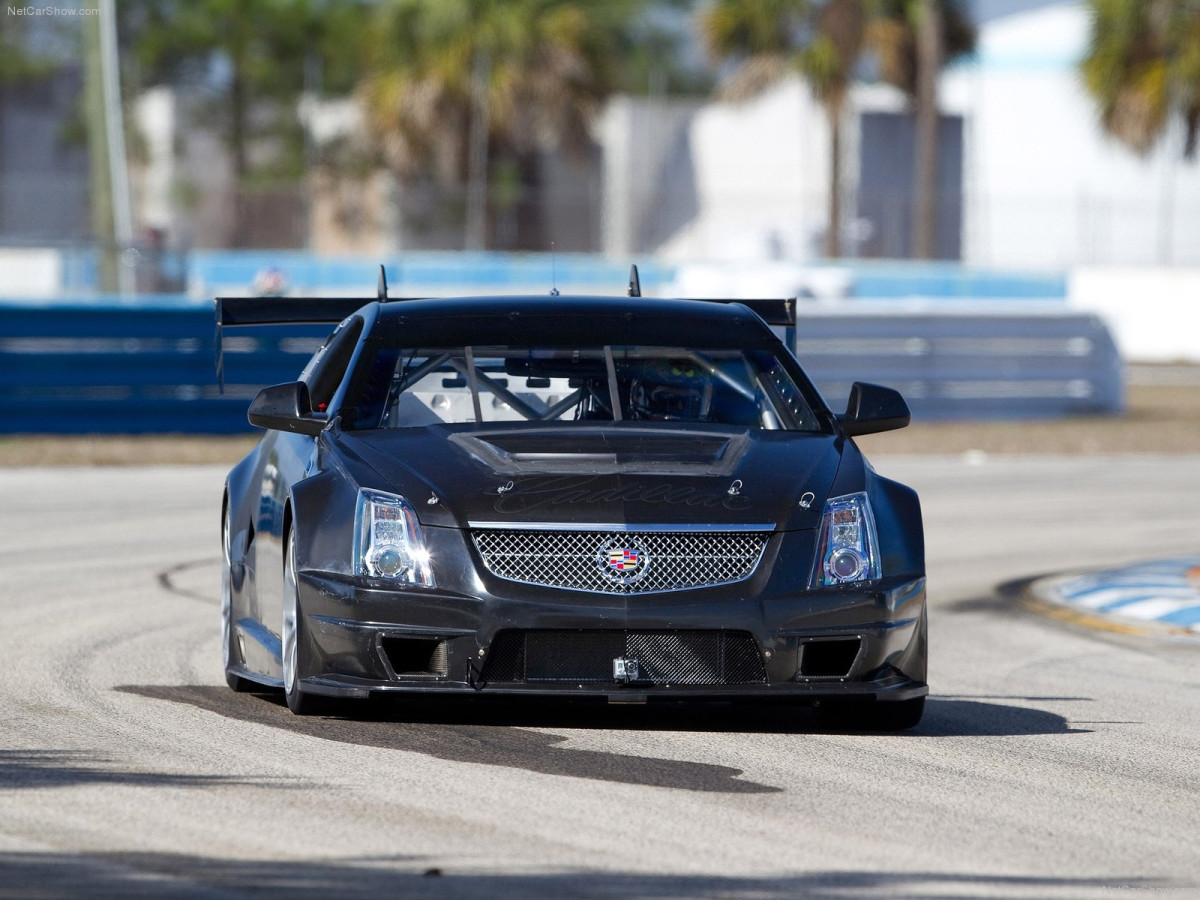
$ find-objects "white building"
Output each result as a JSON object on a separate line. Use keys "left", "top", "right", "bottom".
{"left": 601, "top": 1, "right": 1200, "bottom": 271}
{"left": 947, "top": 1, "right": 1200, "bottom": 269}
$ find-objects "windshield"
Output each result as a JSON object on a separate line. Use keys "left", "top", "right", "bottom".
{"left": 348, "top": 343, "right": 825, "bottom": 432}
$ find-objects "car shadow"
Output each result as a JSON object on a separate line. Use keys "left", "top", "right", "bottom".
{"left": 0, "top": 749, "right": 272, "bottom": 791}
{"left": 116, "top": 685, "right": 1088, "bottom": 796}
{"left": 0, "top": 849, "right": 1180, "bottom": 899}
{"left": 118, "top": 683, "right": 780, "bottom": 794}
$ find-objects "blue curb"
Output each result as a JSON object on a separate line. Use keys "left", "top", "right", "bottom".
{"left": 1028, "top": 557, "right": 1200, "bottom": 639}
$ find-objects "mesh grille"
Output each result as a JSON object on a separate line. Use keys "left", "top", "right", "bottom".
{"left": 482, "top": 630, "right": 767, "bottom": 685}
{"left": 472, "top": 529, "right": 770, "bottom": 594}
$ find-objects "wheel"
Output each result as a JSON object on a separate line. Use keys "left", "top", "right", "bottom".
{"left": 817, "top": 696, "right": 925, "bottom": 732}
{"left": 221, "top": 506, "right": 253, "bottom": 693}
{"left": 282, "top": 529, "right": 328, "bottom": 715}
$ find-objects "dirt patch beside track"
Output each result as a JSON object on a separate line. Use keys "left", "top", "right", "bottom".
{"left": 856, "top": 377, "right": 1200, "bottom": 457}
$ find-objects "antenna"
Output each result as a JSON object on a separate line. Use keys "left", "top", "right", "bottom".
{"left": 550, "top": 242, "right": 559, "bottom": 296}
{"left": 377, "top": 264, "right": 388, "bottom": 301}
{"left": 627, "top": 264, "right": 641, "bottom": 298}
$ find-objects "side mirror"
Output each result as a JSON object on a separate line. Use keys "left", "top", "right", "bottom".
{"left": 247, "top": 382, "right": 325, "bottom": 436}
{"left": 839, "top": 382, "right": 911, "bottom": 436}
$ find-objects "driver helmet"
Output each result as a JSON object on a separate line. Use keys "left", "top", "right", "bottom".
{"left": 628, "top": 359, "right": 711, "bottom": 421}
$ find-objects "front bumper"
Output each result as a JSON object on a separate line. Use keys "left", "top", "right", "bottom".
{"left": 293, "top": 569, "right": 928, "bottom": 703}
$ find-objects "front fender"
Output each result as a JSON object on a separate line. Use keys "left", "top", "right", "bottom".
{"left": 289, "top": 469, "right": 360, "bottom": 577}
{"left": 225, "top": 449, "right": 261, "bottom": 567}
{"left": 869, "top": 473, "right": 925, "bottom": 581}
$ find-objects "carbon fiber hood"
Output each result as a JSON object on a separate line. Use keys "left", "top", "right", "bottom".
{"left": 334, "top": 425, "right": 844, "bottom": 531}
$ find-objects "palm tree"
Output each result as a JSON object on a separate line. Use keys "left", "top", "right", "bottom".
{"left": 699, "top": 0, "right": 974, "bottom": 259}
{"left": 1080, "top": 0, "right": 1200, "bottom": 161}
{"left": 868, "top": 1, "right": 975, "bottom": 257}
{"left": 361, "top": 0, "right": 636, "bottom": 250}
{"left": 119, "top": 0, "right": 371, "bottom": 246}
{"left": 700, "top": 0, "right": 863, "bottom": 258}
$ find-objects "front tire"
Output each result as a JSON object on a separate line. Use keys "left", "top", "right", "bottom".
{"left": 222, "top": 505, "right": 253, "bottom": 693}
{"left": 282, "top": 529, "right": 327, "bottom": 715}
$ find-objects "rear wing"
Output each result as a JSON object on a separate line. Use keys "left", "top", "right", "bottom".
{"left": 626, "top": 264, "right": 795, "bottom": 327}
{"left": 214, "top": 296, "right": 378, "bottom": 392}
{"left": 688, "top": 297, "right": 795, "bottom": 327}
{"left": 214, "top": 265, "right": 415, "bottom": 389}
{"left": 214, "top": 295, "right": 375, "bottom": 327}
{"left": 213, "top": 263, "right": 797, "bottom": 390}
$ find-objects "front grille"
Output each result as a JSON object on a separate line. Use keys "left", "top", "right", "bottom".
{"left": 481, "top": 630, "right": 767, "bottom": 685}
{"left": 471, "top": 528, "right": 770, "bottom": 594}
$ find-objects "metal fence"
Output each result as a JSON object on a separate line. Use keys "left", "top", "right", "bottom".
{"left": 0, "top": 302, "right": 1122, "bottom": 435}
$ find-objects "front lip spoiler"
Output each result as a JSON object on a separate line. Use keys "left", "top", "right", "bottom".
{"left": 299, "top": 673, "right": 929, "bottom": 704}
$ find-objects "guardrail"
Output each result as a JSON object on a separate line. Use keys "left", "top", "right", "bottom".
{"left": 794, "top": 308, "right": 1123, "bottom": 420}
{"left": 0, "top": 302, "right": 1121, "bottom": 434}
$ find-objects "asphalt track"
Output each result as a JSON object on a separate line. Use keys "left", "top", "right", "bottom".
{"left": 1, "top": 456, "right": 1198, "bottom": 899}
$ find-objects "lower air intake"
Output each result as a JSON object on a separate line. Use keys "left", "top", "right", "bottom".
{"left": 381, "top": 636, "right": 448, "bottom": 678}
{"left": 797, "top": 638, "right": 861, "bottom": 679}
{"left": 481, "top": 630, "right": 766, "bottom": 686}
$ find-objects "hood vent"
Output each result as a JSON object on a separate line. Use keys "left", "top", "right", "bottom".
{"left": 450, "top": 428, "right": 749, "bottom": 476}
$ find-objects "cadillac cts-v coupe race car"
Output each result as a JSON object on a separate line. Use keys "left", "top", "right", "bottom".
{"left": 219, "top": 278, "right": 927, "bottom": 729}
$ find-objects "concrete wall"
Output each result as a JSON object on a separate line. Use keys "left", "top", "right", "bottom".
{"left": 1068, "top": 267, "right": 1200, "bottom": 362}
{"left": 635, "top": 80, "right": 828, "bottom": 263}
{"left": 0, "top": 248, "right": 61, "bottom": 296}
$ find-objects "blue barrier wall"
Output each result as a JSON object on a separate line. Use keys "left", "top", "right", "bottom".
{"left": 0, "top": 297, "right": 1120, "bottom": 434}
{"left": 0, "top": 305, "right": 325, "bottom": 434}
{"left": 846, "top": 262, "right": 1065, "bottom": 299}
{"left": 190, "top": 251, "right": 676, "bottom": 295}
{"left": 186, "top": 251, "right": 1066, "bottom": 300}
{"left": 42, "top": 247, "right": 1068, "bottom": 299}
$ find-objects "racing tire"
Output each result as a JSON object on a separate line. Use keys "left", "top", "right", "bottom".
{"left": 222, "top": 506, "right": 253, "bottom": 693}
{"left": 282, "top": 529, "right": 329, "bottom": 716}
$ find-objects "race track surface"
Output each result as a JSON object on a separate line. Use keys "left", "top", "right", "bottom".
{"left": 1, "top": 457, "right": 1198, "bottom": 899}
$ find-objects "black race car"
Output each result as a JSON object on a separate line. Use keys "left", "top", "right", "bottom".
{"left": 219, "top": 279, "right": 927, "bottom": 729}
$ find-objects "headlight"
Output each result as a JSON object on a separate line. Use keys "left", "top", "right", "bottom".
{"left": 810, "top": 492, "right": 881, "bottom": 587}
{"left": 353, "top": 488, "right": 434, "bottom": 586}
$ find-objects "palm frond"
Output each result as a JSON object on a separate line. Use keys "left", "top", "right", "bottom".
{"left": 1080, "top": 0, "right": 1200, "bottom": 158}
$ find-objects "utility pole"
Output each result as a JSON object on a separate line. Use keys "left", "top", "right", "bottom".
{"left": 86, "top": 0, "right": 134, "bottom": 293}
{"left": 99, "top": 0, "right": 134, "bottom": 293}
{"left": 84, "top": 0, "right": 116, "bottom": 291}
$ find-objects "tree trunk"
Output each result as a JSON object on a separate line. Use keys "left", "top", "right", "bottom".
{"left": 512, "top": 149, "right": 543, "bottom": 251}
{"left": 912, "top": 0, "right": 942, "bottom": 259}
{"left": 465, "top": 50, "right": 491, "bottom": 251}
{"left": 827, "top": 103, "right": 843, "bottom": 259}
{"left": 229, "top": 32, "right": 249, "bottom": 248}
